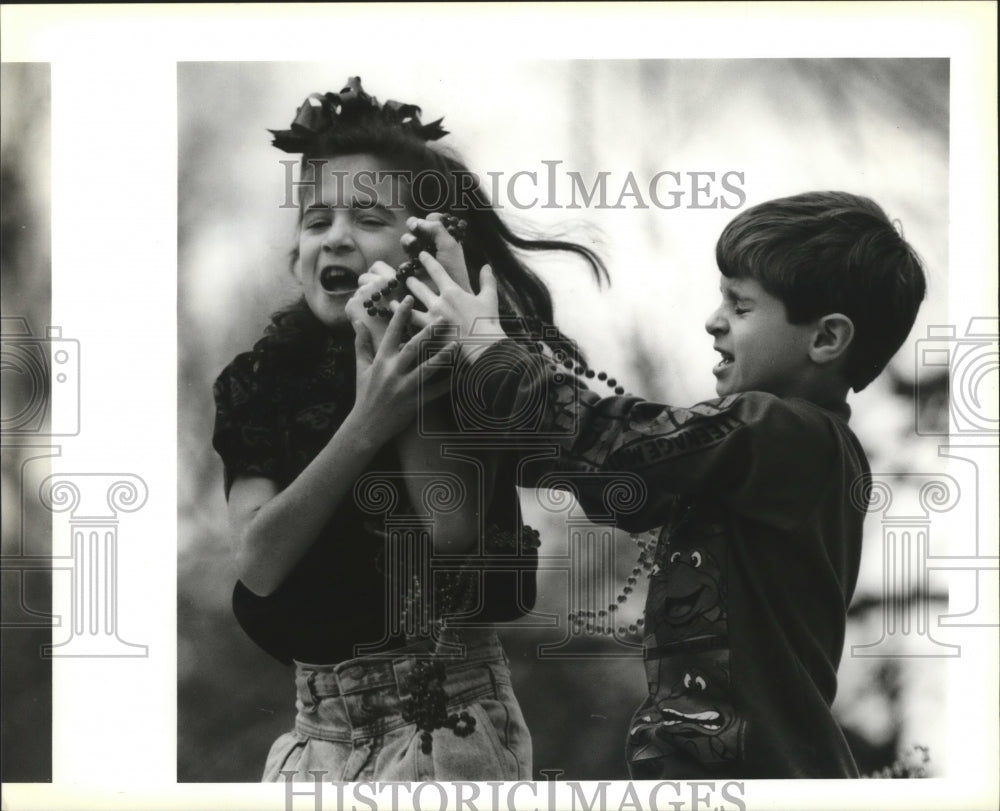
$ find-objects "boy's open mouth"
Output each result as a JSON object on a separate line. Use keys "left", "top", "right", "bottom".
{"left": 319, "top": 267, "right": 359, "bottom": 295}
{"left": 713, "top": 350, "right": 734, "bottom": 372}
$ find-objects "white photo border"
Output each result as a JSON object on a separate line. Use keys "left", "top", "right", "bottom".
{"left": 1, "top": 3, "right": 996, "bottom": 810}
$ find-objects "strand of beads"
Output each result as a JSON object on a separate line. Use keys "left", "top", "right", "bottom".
{"left": 362, "top": 219, "right": 631, "bottom": 402}
{"left": 552, "top": 347, "right": 627, "bottom": 396}
{"left": 396, "top": 525, "right": 541, "bottom": 754}
{"left": 399, "top": 660, "right": 477, "bottom": 755}
{"left": 567, "top": 529, "right": 659, "bottom": 640}
{"left": 364, "top": 215, "right": 468, "bottom": 318}
{"left": 519, "top": 315, "right": 629, "bottom": 397}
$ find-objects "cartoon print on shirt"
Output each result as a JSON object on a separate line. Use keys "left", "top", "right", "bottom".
{"left": 645, "top": 500, "right": 728, "bottom": 645}
{"left": 627, "top": 649, "right": 745, "bottom": 770}
{"left": 658, "top": 545, "right": 724, "bottom": 628}
{"left": 628, "top": 499, "right": 746, "bottom": 772}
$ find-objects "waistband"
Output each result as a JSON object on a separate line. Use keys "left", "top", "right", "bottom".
{"left": 296, "top": 630, "right": 504, "bottom": 699}
{"left": 292, "top": 630, "right": 509, "bottom": 740}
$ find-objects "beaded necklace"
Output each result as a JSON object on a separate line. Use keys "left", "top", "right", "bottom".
{"left": 363, "top": 214, "right": 653, "bottom": 751}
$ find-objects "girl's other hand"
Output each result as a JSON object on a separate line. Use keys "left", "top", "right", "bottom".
{"left": 346, "top": 262, "right": 404, "bottom": 349}
{"left": 350, "top": 297, "right": 454, "bottom": 440}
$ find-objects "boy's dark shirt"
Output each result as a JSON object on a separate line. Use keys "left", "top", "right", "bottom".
{"left": 470, "top": 340, "right": 869, "bottom": 778}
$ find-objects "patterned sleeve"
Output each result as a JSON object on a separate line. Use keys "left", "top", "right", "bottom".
{"left": 212, "top": 353, "right": 283, "bottom": 497}
{"left": 468, "top": 340, "right": 842, "bottom": 532}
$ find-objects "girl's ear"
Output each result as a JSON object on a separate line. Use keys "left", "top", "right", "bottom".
{"left": 809, "top": 313, "right": 854, "bottom": 365}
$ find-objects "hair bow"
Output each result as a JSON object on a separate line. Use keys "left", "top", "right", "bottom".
{"left": 269, "top": 76, "right": 448, "bottom": 153}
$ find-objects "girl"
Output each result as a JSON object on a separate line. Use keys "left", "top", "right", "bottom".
{"left": 211, "top": 77, "right": 606, "bottom": 782}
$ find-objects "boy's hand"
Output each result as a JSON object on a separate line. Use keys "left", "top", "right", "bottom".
{"left": 401, "top": 256, "right": 502, "bottom": 364}
{"left": 404, "top": 214, "right": 473, "bottom": 293}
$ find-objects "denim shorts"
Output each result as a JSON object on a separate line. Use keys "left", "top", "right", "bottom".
{"left": 262, "top": 631, "right": 532, "bottom": 782}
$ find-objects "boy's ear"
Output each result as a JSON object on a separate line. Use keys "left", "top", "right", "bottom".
{"left": 809, "top": 313, "right": 854, "bottom": 365}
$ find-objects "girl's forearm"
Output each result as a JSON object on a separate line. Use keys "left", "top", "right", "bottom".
{"left": 236, "top": 410, "right": 385, "bottom": 595}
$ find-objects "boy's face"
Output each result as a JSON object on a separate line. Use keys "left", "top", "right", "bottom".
{"left": 705, "top": 276, "right": 817, "bottom": 397}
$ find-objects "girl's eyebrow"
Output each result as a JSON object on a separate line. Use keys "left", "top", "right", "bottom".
{"left": 303, "top": 201, "right": 396, "bottom": 216}
{"left": 355, "top": 201, "right": 396, "bottom": 216}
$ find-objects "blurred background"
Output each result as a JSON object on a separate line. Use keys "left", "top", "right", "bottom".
{"left": 178, "top": 60, "right": 951, "bottom": 780}
{"left": 1, "top": 61, "right": 53, "bottom": 782}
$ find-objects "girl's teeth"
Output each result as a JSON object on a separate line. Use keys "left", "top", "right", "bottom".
{"left": 320, "top": 269, "right": 357, "bottom": 293}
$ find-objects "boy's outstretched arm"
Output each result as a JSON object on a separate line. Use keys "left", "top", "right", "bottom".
{"left": 464, "top": 338, "right": 854, "bottom": 533}
{"left": 400, "top": 237, "right": 853, "bottom": 533}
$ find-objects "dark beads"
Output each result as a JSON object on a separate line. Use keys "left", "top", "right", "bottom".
{"left": 368, "top": 218, "right": 469, "bottom": 321}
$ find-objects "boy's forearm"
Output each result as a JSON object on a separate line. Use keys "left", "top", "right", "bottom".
{"left": 394, "top": 409, "right": 482, "bottom": 554}
{"left": 465, "top": 339, "right": 837, "bottom": 529}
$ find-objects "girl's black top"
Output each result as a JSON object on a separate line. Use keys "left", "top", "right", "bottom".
{"left": 212, "top": 302, "right": 537, "bottom": 665}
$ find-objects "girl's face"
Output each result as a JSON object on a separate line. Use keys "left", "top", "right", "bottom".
{"left": 294, "top": 153, "right": 415, "bottom": 329}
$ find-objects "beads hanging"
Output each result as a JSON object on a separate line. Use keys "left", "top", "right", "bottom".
{"left": 567, "top": 529, "right": 658, "bottom": 641}
{"left": 397, "top": 523, "right": 543, "bottom": 754}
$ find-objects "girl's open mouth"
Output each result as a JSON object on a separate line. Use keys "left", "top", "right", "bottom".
{"left": 319, "top": 268, "right": 358, "bottom": 295}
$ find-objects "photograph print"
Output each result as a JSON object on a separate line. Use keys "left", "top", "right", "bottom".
{"left": 177, "top": 58, "right": 953, "bottom": 784}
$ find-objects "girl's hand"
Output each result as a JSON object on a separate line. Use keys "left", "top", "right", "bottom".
{"left": 346, "top": 262, "right": 401, "bottom": 351}
{"left": 350, "top": 297, "right": 453, "bottom": 440}
{"left": 404, "top": 214, "right": 473, "bottom": 293}
{"left": 402, "top": 254, "right": 502, "bottom": 363}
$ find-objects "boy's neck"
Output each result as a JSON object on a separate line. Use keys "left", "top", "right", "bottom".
{"left": 777, "top": 378, "right": 851, "bottom": 419}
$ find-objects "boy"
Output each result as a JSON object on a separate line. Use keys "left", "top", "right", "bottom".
{"left": 402, "top": 191, "right": 927, "bottom": 778}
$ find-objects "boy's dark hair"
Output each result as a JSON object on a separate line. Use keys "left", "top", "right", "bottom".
{"left": 715, "top": 191, "right": 926, "bottom": 391}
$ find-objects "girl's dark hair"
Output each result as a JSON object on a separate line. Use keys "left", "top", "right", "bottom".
{"left": 283, "top": 122, "right": 608, "bottom": 362}
{"left": 716, "top": 191, "right": 927, "bottom": 391}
